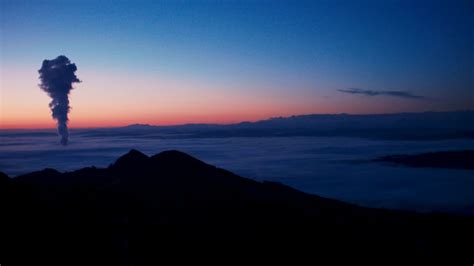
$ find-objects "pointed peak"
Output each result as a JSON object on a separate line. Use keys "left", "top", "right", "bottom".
{"left": 110, "top": 149, "right": 149, "bottom": 170}
{"left": 127, "top": 149, "right": 148, "bottom": 158}
{"left": 118, "top": 149, "right": 148, "bottom": 161}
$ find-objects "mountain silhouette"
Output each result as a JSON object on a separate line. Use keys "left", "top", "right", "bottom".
{"left": 1, "top": 150, "right": 472, "bottom": 264}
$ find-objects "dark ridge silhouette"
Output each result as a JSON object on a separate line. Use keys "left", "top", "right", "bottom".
{"left": 375, "top": 150, "right": 474, "bottom": 170}
{"left": 1, "top": 150, "right": 472, "bottom": 264}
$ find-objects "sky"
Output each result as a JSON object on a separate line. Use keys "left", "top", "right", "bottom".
{"left": 1, "top": 0, "right": 473, "bottom": 128}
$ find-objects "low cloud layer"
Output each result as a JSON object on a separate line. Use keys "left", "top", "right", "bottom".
{"left": 338, "top": 88, "right": 424, "bottom": 99}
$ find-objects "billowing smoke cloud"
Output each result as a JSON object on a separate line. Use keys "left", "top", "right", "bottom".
{"left": 38, "top": 55, "right": 80, "bottom": 145}
{"left": 338, "top": 88, "right": 424, "bottom": 99}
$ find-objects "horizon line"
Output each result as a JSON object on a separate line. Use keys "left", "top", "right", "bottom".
{"left": 1, "top": 109, "right": 472, "bottom": 131}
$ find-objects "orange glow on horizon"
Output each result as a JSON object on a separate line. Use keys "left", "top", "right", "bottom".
{"left": 1, "top": 64, "right": 446, "bottom": 130}
{"left": 0, "top": 108, "right": 318, "bottom": 129}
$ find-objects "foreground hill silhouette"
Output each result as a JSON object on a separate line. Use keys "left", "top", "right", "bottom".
{"left": 1, "top": 150, "right": 472, "bottom": 264}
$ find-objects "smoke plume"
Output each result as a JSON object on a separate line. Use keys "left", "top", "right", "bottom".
{"left": 38, "top": 55, "right": 80, "bottom": 145}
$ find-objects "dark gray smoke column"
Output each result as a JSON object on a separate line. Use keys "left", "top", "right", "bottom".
{"left": 38, "top": 55, "right": 80, "bottom": 145}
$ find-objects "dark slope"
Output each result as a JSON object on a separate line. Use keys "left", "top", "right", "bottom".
{"left": 1, "top": 150, "right": 473, "bottom": 264}
{"left": 375, "top": 150, "right": 474, "bottom": 170}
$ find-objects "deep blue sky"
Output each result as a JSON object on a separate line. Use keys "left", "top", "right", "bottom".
{"left": 1, "top": 0, "right": 473, "bottom": 127}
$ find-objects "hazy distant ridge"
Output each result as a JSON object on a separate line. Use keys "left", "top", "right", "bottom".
{"left": 112, "top": 111, "right": 474, "bottom": 140}
{"left": 3, "top": 111, "right": 472, "bottom": 140}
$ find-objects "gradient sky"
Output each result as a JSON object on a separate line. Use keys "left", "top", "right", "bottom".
{"left": 1, "top": 0, "right": 473, "bottom": 128}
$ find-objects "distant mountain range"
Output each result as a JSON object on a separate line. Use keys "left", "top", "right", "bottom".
{"left": 1, "top": 149, "right": 472, "bottom": 263}
{"left": 79, "top": 110, "right": 474, "bottom": 140}
{"left": 2, "top": 111, "right": 473, "bottom": 141}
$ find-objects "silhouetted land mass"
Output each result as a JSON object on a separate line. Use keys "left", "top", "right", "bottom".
{"left": 375, "top": 150, "right": 474, "bottom": 170}
{"left": 1, "top": 150, "right": 472, "bottom": 264}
